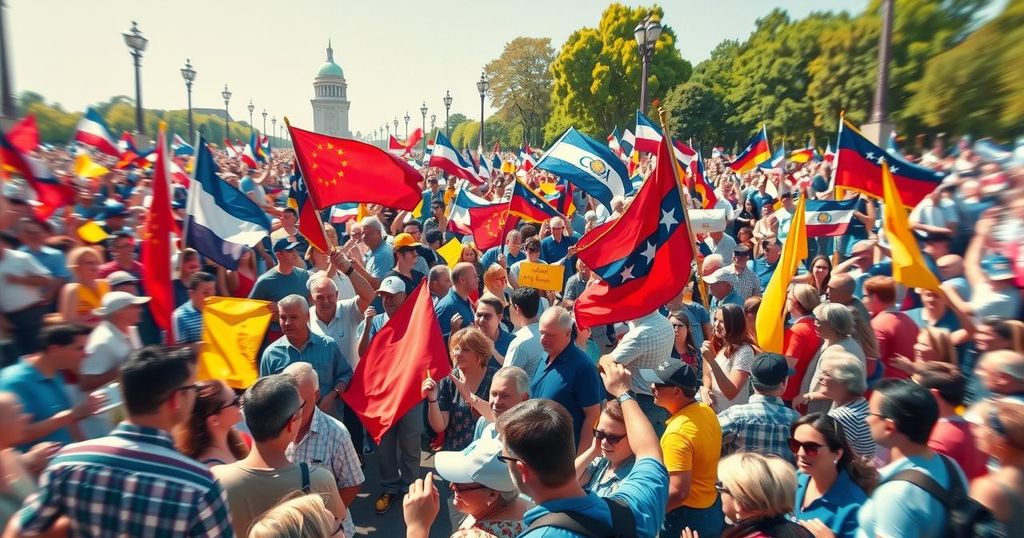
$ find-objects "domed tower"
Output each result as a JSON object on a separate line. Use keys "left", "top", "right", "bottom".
{"left": 311, "top": 40, "right": 351, "bottom": 137}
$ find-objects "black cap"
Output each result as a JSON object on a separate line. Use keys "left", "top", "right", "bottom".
{"left": 273, "top": 237, "right": 301, "bottom": 252}
{"left": 751, "top": 352, "right": 790, "bottom": 386}
{"left": 640, "top": 360, "right": 700, "bottom": 390}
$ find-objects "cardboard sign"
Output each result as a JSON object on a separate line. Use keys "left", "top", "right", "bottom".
{"left": 689, "top": 209, "right": 727, "bottom": 234}
{"left": 517, "top": 262, "right": 565, "bottom": 292}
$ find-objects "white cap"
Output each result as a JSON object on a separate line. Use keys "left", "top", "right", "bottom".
{"left": 703, "top": 267, "right": 738, "bottom": 287}
{"left": 377, "top": 275, "right": 406, "bottom": 295}
{"left": 92, "top": 291, "right": 150, "bottom": 317}
{"left": 433, "top": 438, "right": 516, "bottom": 493}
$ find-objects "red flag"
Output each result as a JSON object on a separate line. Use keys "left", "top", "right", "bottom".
{"left": 286, "top": 163, "right": 331, "bottom": 253}
{"left": 289, "top": 125, "right": 421, "bottom": 210}
{"left": 575, "top": 131, "right": 695, "bottom": 329}
{"left": 7, "top": 115, "right": 39, "bottom": 153}
{"left": 341, "top": 281, "right": 450, "bottom": 443}
{"left": 0, "top": 129, "right": 74, "bottom": 220}
{"left": 508, "top": 179, "right": 562, "bottom": 223}
{"left": 140, "top": 123, "right": 176, "bottom": 342}
{"left": 470, "top": 206, "right": 518, "bottom": 251}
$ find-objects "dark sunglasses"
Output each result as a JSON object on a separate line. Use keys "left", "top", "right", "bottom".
{"left": 496, "top": 454, "right": 522, "bottom": 465}
{"left": 449, "top": 482, "right": 487, "bottom": 493}
{"left": 219, "top": 394, "right": 242, "bottom": 411}
{"left": 593, "top": 429, "right": 626, "bottom": 445}
{"left": 788, "top": 439, "right": 825, "bottom": 457}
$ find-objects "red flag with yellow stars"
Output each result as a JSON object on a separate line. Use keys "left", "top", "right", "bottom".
{"left": 288, "top": 124, "right": 422, "bottom": 210}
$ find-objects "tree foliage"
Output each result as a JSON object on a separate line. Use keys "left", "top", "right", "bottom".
{"left": 484, "top": 37, "right": 555, "bottom": 147}
{"left": 545, "top": 3, "right": 692, "bottom": 142}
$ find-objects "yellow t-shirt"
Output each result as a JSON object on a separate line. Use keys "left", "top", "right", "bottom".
{"left": 661, "top": 400, "right": 722, "bottom": 510}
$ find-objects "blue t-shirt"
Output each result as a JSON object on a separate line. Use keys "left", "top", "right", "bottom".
{"left": 856, "top": 454, "right": 966, "bottom": 538}
{"left": 434, "top": 289, "right": 475, "bottom": 339}
{"left": 521, "top": 457, "right": 669, "bottom": 538}
{"left": 19, "top": 246, "right": 70, "bottom": 280}
{"left": 530, "top": 344, "right": 603, "bottom": 449}
{"left": 794, "top": 470, "right": 867, "bottom": 538}
{"left": 480, "top": 246, "right": 526, "bottom": 270}
{"left": 0, "top": 360, "right": 74, "bottom": 451}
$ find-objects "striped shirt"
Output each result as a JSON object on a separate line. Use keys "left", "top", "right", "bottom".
{"left": 15, "top": 423, "right": 234, "bottom": 537}
{"left": 718, "top": 394, "right": 801, "bottom": 462}
{"left": 172, "top": 301, "right": 204, "bottom": 343}
{"left": 829, "top": 398, "right": 878, "bottom": 460}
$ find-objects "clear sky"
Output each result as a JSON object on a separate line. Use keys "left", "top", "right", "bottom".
{"left": 10, "top": 1, "right": 878, "bottom": 137}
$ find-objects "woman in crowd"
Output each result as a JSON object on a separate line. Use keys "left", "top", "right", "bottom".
{"left": 970, "top": 400, "right": 1024, "bottom": 527}
{"left": 797, "top": 351, "right": 878, "bottom": 462}
{"left": 743, "top": 296, "right": 761, "bottom": 345}
{"left": 752, "top": 205, "right": 779, "bottom": 245}
{"left": 800, "top": 304, "right": 864, "bottom": 415}
{"left": 689, "top": 452, "right": 811, "bottom": 538}
{"left": 737, "top": 226, "right": 756, "bottom": 251}
{"left": 701, "top": 304, "right": 756, "bottom": 413}
{"left": 482, "top": 264, "right": 511, "bottom": 309}
{"left": 58, "top": 246, "right": 109, "bottom": 326}
{"left": 846, "top": 306, "right": 881, "bottom": 384}
{"left": 734, "top": 199, "right": 759, "bottom": 236}
{"left": 216, "top": 247, "right": 259, "bottom": 298}
{"left": 791, "top": 413, "right": 877, "bottom": 538}
{"left": 575, "top": 399, "right": 635, "bottom": 497}
{"left": 175, "top": 380, "right": 248, "bottom": 467}
{"left": 247, "top": 493, "right": 338, "bottom": 538}
{"left": 423, "top": 327, "right": 497, "bottom": 451}
{"left": 794, "top": 255, "right": 832, "bottom": 299}
{"left": 669, "top": 312, "right": 700, "bottom": 374}
{"left": 433, "top": 438, "right": 530, "bottom": 536}
{"left": 891, "top": 327, "right": 957, "bottom": 375}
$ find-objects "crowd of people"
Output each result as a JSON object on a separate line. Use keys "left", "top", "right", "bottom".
{"left": 0, "top": 128, "right": 1021, "bottom": 538}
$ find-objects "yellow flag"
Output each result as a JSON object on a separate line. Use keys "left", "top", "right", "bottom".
{"left": 882, "top": 160, "right": 941, "bottom": 290}
{"left": 412, "top": 199, "right": 424, "bottom": 219}
{"left": 198, "top": 297, "right": 273, "bottom": 389}
{"left": 73, "top": 153, "right": 109, "bottom": 179}
{"left": 756, "top": 194, "right": 809, "bottom": 353}
{"left": 77, "top": 221, "right": 110, "bottom": 244}
{"left": 437, "top": 238, "right": 463, "bottom": 267}
{"left": 355, "top": 203, "right": 370, "bottom": 222}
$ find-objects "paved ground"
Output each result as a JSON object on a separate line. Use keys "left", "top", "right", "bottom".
{"left": 349, "top": 450, "right": 456, "bottom": 537}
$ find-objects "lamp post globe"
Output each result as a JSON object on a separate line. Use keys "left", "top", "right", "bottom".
{"left": 123, "top": 21, "right": 148, "bottom": 135}
{"left": 443, "top": 90, "right": 453, "bottom": 137}
{"left": 476, "top": 71, "right": 489, "bottom": 153}
{"left": 262, "top": 108, "right": 267, "bottom": 134}
{"left": 634, "top": 14, "right": 661, "bottom": 115}
{"left": 221, "top": 84, "right": 232, "bottom": 139}
{"left": 180, "top": 58, "right": 197, "bottom": 138}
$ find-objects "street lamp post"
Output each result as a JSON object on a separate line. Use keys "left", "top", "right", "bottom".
{"left": 123, "top": 21, "right": 148, "bottom": 135}
{"left": 221, "top": 84, "right": 232, "bottom": 139}
{"left": 420, "top": 102, "right": 428, "bottom": 155}
{"left": 262, "top": 109, "right": 267, "bottom": 135}
{"left": 271, "top": 116, "right": 277, "bottom": 143}
{"left": 404, "top": 111, "right": 410, "bottom": 139}
{"left": 443, "top": 90, "right": 453, "bottom": 137}
{"left": 386, "top": 123, "right": 390, "bottom": 142}
{"left": 0, "top": 1, "right": 14, "bottom": 118}
{"left": 476, "top": 72, "right": 489, "bottom": 153}
{"left": 247, "top": 99, "right": 255, "bottom": 136}
{"left": 863, "top": 0, "right": 894, "bottom": 145}
{"left": 393, "top": 118, "right": 399, "bottom": 141}
{"left": 180, "top": 58, "right": 196, "bottom": 138}
{"left": 633, "top": 14, "right": 662, "bottom": 115}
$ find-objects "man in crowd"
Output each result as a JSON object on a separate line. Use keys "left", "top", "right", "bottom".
{"left": 16, "top": 218, "right": 68, "bottom": 305}
{"left": 541, "top": 216, "right": 577, "bottom": 267}
{"left": 728, "top": 244, "right": 761, "bottom": 300}
{"left": 509, "top": 237, "right": 547, "bottom": 286}
{"left": 531, "top": 306, "right": 602, "bottom": 453}
{"left": 751, "top": 236, "right": 782, "bottom": 290}
{"left": 172, "top": 271, "right": 216, "bottom": 344}
{"left": 473, "top": 295, "right": 514, "bottom": 365}
{"left": 98, "top": 231, "right": 143, "bottom": 279}
{"left": 472, "top": 365, "right": 530, "bottom": 441}
{"left": 173, "top": 248, "right": 202, "bottom": 308}
{"left": 434, "top": 262, "right": 477, "bottom": 339}
{"left": 644, "top": 360, "right": 724, "bottom": 537}
{"left": 260, "top": 294, "right": 352, "bottom": 414}
{"left": 826, "top": 273, "right": 871, "bottom": 323}
{"left": 386, "top": 232, "right": 426, "bottom": 293}
{"left": 481, "top": 229, "right": 525, "bottom": 269}
{"left": 975, "top": 350, "right": 1024, "bottom": 404}
{"left": 213, "top": 373, "right": 347, "bottom": 537}
{"left": 427, "top": 265, "right": 452, "bottom": 303}
{"left": 250, "top": 239, "right": 312, "bottom": 339}
{"left": 703, "top": 229, "right": 737, "bottom": 264}
{"left": 562, "top": 259, "right": 591, "bottom": 305}
{"left": 718, "top": 352, "right": 801, "bottom": 461}
{"left": 862, "top": 276, "right": 918, "bottom": 380}
{"left": 0, "top": 230, "right": 54, "bottom": 359}
{"left": 599, "top": 310, "right": 674, "bottom": 435}
{"left": 360, "top": 216, "right": 393, "bottom": 288}
{"left": 704, "top": 267, "right": 742, "bottom": 314}
{"left": 782, "top": 284, "right": 821, "bottom": 403}
{"left": 505, "top": 287, "right": 545, "bottom": 379}
{"left": 8, "top": 347, "right": 234, "bottom": 537}
{"left": 283, "top": 362, "right": 362, "bottom": 535}
{"left": 913, "top": 361, "right": 987, "bottom": 480}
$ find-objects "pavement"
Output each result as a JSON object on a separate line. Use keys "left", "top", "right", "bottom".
{"left": 348, "top": 449, "right": 456, "bottom": 537}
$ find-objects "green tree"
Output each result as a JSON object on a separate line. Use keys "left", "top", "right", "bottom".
{"left": 444, "top": 113, "right": 468, "bottom": 137}
{"left": 662, "top": 81, "right": 727, "bottom": 148}
{"left": 16, "top": 90, "right": 45, "bottom": 116}
{"left": 545, "top": 4, "right": 692, "bottom": 141}
{"left": 484, "top": 37, "right": 555, "bottom": 147}
{"left": 26, "top": 102, "right": 78, "bottom": 143}
{"left": 450, "top": 120, "right": 478, "bottom": 150}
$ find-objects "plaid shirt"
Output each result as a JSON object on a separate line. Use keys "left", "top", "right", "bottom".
{"left": 728, "top": 265, "right": 763, "bottom": 300}
{"left": 609, "top": 311, "right": 675, "bottom": 395}
{"left": 16, "top": 423, "right": 234, "bottom": 537}
{"left": 717, "top": 395, "right": 800, "bottom": 462}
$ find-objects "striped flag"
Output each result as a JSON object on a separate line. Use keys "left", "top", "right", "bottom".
{"left": 73, "top": 108, "right": 122, "bottom": 157}
{"left": 805, "top": 199, "right": 857, "bottom": 237}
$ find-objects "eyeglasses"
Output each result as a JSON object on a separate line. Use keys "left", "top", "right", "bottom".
{"left": 496, "top": 454, "right": 522, "bottom": 466}
{"left": 788, "top": 439, "right": 825, "bottom": 457}
{"left": 219, "top": 394, "right": 242, "bottom": 411}
{"left": 175, "top": 383, "right": 200, "bottom": 396}
{"left": 290, "top": 400, "right": 307, "bottom": 422}
{"left": 449, "top": 482, "right": 487, "bottom": 493}
{"left": 593, "top": 429, "right": 626, "bottom": 445}
{"left": 867, "top": 412, "right": 889, "bottom": 421}
{"left": 714, "top": 481, "right": 731, "bottom": 495}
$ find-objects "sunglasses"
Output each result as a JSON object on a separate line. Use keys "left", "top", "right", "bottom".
{"left": 496, "top": 454, "right": 522, "bottom": 466}
{"left": 449, "top": 482, "right": 487, "bottom": 493}
{"left": 788, "top": 439, "right": 826, "bottom": 457}
{"left": 593, "top": 429, "right": 626, "bottom": 445}
{"left": 219, "top": 394, "right": 242, "bottom": 411}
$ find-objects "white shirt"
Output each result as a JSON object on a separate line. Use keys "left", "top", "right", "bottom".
{"left": 504, "top": 322, "right": 544, "bottom": 380}
{"left": 80, "top": 321, "right": 141, "bottom": 438}
{"left": 307, "top": 269, "right": 357, "bottom": 301}
{"left": 708, "top": 344, "right": 755, "bottom": 413}
{"left": 0, "top": 248, "right": 50, "bottom": 312}
{"left": 309, "top": 298, "right": 362, "bottom": 370}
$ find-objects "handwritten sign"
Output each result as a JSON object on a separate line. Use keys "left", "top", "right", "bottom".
{"left": 517, "top": 262, "right": 565, "bottom": 292}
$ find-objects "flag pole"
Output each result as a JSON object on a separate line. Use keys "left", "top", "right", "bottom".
{"left": 656, "top": 104, "right": 709, "bottom": 310}
{"left": 282, "top": 117, "right": 332, "bottom": 253}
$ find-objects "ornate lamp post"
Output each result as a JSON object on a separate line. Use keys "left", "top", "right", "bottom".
{"left": 271, "top": 116, "right": 277, "bottom": 143}
{"left": 180, "top": 58, "right": 196, "bottom": 138}
{"left": 123, "top": 21, "right": 148, "bottom": 135}
{"left": 247, "top": 99, "right": 255, "bottom": 136}
{"left": 262, "top": 108, "right": 267, "bottom": 135}
{"left": 476, "top": 71, "right": 489, "bottom": 152}
{"left": 443, "top": 90, "right": 453, "bottom": 137}
{"left": 385, "top": 123, "right": 390, "bottom": 142}
{"left": 633, "top": 14, "right": 662, "bottom": 115}
{"left": 221, "top": 84, "right": 232, "bottom": 139}
{"left": 404, "top": 111, "right": 410, "bottom": 139}
{"left": 393, "top": 117, "right": 399, "bottom": 141}
{"left": 419, "top": 102, "right": 428, "bottom": 155}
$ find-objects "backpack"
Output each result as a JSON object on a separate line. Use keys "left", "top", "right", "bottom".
{"left": 524, "top": 497, "right": 636, "bottom": 537}
{"left": 885, "top": 455, "right": 1006, "bottom": 538}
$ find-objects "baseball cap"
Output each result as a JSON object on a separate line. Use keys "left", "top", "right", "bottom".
{"left": 104, "top": 201, "right": 129, "bottom": 219}
{"left": 639, "top": 360, "right": 700, "bottom": 390}
{"left": 107, "top": 271, "right": 139, "bottom": 288}
{"left": 703, "top": 267, "right": 738, "bottom": 287}
{"left": 273, "top": 237, "right": 301, "bottom": 252}
{"left": 392, "top": 232, "right": 422, "bottom": 250}
{"left": 377, "top": 275, "right": 406, "bottom": 295}
{"left": 981, "top": 254, "right": 1015, "bottom": 281}
{"left": 751, "top": 352, "right": 790, "bottom": 386}
{"left": 92, "top": 291, "right": 150, "bottom": 317}
{"left": 433, "top": 438, "right": 515, "bottom": 493}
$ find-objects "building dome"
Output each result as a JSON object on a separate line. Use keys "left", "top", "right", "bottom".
{"left": 317, "top": 40, "right": 344, "bottom": 78}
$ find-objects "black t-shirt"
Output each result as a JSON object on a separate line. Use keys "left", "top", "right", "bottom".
{"left": 386, "top": 269, "right": 425, "bottom": 294}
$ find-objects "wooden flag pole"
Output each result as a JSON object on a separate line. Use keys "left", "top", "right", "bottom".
{"left": 656, "top": 104, "right": 709, "bottom": 311}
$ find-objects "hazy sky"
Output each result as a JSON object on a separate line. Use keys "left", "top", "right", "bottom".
{"left": 10, "top": 1, "right": 879, "bottom": 137}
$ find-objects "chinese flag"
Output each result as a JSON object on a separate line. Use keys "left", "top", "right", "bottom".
{"left": 140, "top": 123, "right": 176, "bottom": 341}
{"left": 341, "top": 281, "right": 450, "bottom": 443}
{"left": 289, "top": 125, "right": 422, "bottom": 211}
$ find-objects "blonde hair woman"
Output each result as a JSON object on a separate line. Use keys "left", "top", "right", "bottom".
{"left": 482, "top": 264, "right": 510, "bottom": 307}
{"left": 422, "top": 327, "right": 497, "bottom": 451}
{"left": 58, "top": 246, "right": 109, "bottom": 326}
{"left": 891, "top": 326, "right": 957, "bottom": 375}
{"left": 247, "top": 493, "right": 338, "bottom": 538}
